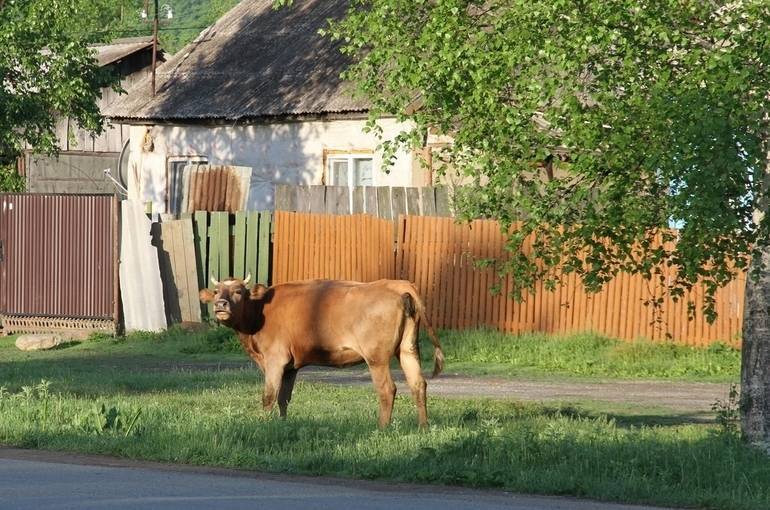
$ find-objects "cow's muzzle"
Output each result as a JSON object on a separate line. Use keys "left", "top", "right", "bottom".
{"left": 214, "top": 299, "right": 231, "bottom": 320}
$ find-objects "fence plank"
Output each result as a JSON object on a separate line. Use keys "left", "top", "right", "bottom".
{"left": 364, "top": 187, "right": 378, "bottom": 215}
{"left": 179, "top": 219, "right": 201, "bottom": 323}
{"left": 274, "top": 184, "right": 296, "bottom": 211}
{"left": 295, "top": 185, "right": 312, "bottom": 213}
{"left": 209, "top": 212, "right": 230, "bottom": 280}
{"left": 155, "top": 221, "right": 180, "bottom": 326}
{"left": 272, "top": 212, "right": 287, "bottom": 283}
{"left": 309, "top": 185, "right": 326, "bottom": 213}
{"left": 435, "top": 186, "right": 451, "bottom": 216}
{"left": 420, "top": 187, "right": 437, "bottom": 216}
{"left": 158, "top": 219, "right": 202, "bottom": 325}
{"left": 327, "top": 186, "right": 350, "bottom": 215}
{"left": 406, "top": 187, "right": 420, "bottom": 215}
{"left": 391, "top": 187, "right": 406, "bottom": 219}
{"left": 192, "top": 211, "right": 208, "bottom": 288}
{"left": 351, "top": 187, "right": 364, "bottom": 214}
{"left": 245, "top": 211, "right": 258, "bottom": 282}
{"left": 258, "top": 212, "right": 271, "bottom": 285}
{"left": 377, "top": 187, "right": 392, "bottom": 220}
{"left": 233, "top": 211, "right": 247, "bottom": 279}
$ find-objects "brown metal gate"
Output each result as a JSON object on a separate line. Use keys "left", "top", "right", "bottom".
{"left": 0, "top": 194, "right": 118, "bottom": 335}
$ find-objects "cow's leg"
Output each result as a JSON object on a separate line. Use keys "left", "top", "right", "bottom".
{"left": 277, "top": 368, "right": 298, "bottom": 419}
{"left": 399, "top": 318, "right": 428, "bottom": 428}
{"left": 367, "top": 363, "right": 396, "bottom": 429}
{"left": 400, "top": 353, "right": 428, "bottom": 428}
{"left": 261, "top": 365, "right": 284, "bottom": 413}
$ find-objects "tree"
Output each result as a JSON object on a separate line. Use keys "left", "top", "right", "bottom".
{"left": 0, "top": 0, "right": 116, "bottom": 163}
{"left": 327, "top": 0, "right": 770, "bottom": 447}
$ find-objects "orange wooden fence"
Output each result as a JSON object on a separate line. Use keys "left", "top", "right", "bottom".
{"left": 273, "top": 212, "right": 745, "bottom": 347}
{"left": 273, "top": 212, "right": 395, "bottom": 282}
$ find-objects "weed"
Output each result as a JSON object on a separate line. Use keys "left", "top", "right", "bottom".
{"left": 712, "top": 383, "right": 741, "bottom": 437}
{"left": 70, "top": 403, "right": 142, "bottom": 436}
{"left": 0, "top": 380, "right": 143, "bottom": 437}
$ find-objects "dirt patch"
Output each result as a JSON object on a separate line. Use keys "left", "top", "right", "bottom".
{"left": 120, "top": 359, "right": 731, "bottom": 415}
{"left": 298, "top": 367, "right": 731, "bottom": 414}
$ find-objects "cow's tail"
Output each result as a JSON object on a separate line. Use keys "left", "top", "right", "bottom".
{"left": 402, "top": 290, "right": 444, "bottom": 378}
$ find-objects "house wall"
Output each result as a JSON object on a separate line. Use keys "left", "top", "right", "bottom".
{"left": 26, "top": 51, "right": 153, "bottom": 194}
{"left": 126, "top": 117, "right": 427, "bottom": 212}
{"left": 25, "top": 152, "right": 119, "bottom": 194}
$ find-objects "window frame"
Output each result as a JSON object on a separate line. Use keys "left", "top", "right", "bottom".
{"left": 166, "top": 154, "right": 209, "bottom": 215}
{"left": 322, "top": 149, "right": 374, "bottom": 187}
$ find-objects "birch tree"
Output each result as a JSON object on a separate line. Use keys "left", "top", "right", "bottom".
{"left": 329, "top": 0, "right": 770, "bottom": 447}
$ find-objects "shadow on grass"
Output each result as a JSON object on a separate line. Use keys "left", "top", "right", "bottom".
{"left": 534, "top": 404, "right": 717, "bottom": 428}
{"left": 605, "top": 410, "right": 716, "bottom": 427}
{"left": 48, "top": 341, "right": 83, "bottom": 351}
{"left": 0, "top": 351, "right": 258, "bottom": 397}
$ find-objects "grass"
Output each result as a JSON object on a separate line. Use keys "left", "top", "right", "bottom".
{"left": 433, "top": 329, "right": 740, "bottom": 381}
{"left": 0, "top": 327, "right": 762, "bottom": 509}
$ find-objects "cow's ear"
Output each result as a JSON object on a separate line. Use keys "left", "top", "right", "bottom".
{"left": 199, "top": 289, "right": 216, "bottom": 303}
{"left": 250, "top": 284, "right": 268, "bottom": 300}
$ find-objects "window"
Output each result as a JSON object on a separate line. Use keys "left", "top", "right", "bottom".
{"left": 327, "top": 154, "right": 374, "bottom": 187}
{"left": 167, "top": 155, "right": 208, "bottom": 215}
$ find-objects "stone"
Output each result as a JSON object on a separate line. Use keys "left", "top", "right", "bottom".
{"left": 15, "top": 334, "right": 69, "bottom": 351}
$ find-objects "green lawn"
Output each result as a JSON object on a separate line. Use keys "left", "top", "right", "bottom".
{"left": 435, "top": 329, "right": 740, "bottom": 381}
{"left": 0, "top": 328, "right": 764, "bottom": 510}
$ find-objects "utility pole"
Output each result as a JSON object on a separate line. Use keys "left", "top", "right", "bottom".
{"left": 151, "top": 0, "right": 158, "bottom": 96}
{"left": 142, "top": 1, "right": 173, "bottom": 97}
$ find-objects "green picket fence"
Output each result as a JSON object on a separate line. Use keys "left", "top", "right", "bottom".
{"left": 191, "top": 210, "right": 272, "bottom": 319}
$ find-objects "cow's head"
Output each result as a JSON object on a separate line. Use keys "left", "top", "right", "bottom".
{"left": 199, "top": 273, "right": 268, "bottom": 326}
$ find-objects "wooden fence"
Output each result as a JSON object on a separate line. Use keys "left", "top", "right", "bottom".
{"left": 274, "top": 184, "right": 452, "bottom": 218}
{"left": 156, "top": 210, "right": 272, "bottom": 323}
{"left": 273, "top": 212, "right": 745, "bottom": 347}
{"left": 274, "top": 212, "right": 395, "bottom": 283}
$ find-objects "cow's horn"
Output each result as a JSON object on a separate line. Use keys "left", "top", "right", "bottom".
{"left": 210, "top": 274, "right": 220, "bottom": 286}
{"left": 243, "top": 272, "right": 251, "bottom": 285}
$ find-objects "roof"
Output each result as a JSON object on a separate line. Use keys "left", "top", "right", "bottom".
{"left": 92, "top": 37, "right": 155, "bottom": 66}
{"left": 105, "top": 0, "right": 369, "bottom": 122}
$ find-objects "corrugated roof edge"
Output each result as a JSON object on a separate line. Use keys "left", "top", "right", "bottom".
{"left": 92, "top": 36, "right": 155, "bottom": 67}
{"left": 107, "top": 108, "right": 378, "bottom": 125}
{"left": 91, "top": 36, "right": 154, "bottom": 47}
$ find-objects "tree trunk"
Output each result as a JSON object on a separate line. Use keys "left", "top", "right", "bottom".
{"left": 741, "top": 245, "right": 770, "bottom": 448}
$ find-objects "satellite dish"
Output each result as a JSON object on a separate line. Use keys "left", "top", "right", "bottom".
{"left": 117, "top": 138, "right": 130, "bottom": 190}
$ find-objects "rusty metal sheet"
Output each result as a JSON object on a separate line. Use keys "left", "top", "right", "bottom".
{"left": 0, "top": 194, "right": 117, "bottom": 320}
{"left": 168, "top": 164, "right": 251, "bottom": 215}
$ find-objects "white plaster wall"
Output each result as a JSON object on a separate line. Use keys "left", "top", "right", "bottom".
{"left": 127, "top": 117, "right": 418, "bottom": 212}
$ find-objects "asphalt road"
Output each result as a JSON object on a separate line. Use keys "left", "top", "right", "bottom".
{"left": 0, "top": 448, "right": 673, "bottom": 510}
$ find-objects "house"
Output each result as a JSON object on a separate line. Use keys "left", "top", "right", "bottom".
{"left": 104, "top": 0, "right": 431, "bottom": 213}
{"left": 23, "top": 37, "right": 162, "bottom": 194}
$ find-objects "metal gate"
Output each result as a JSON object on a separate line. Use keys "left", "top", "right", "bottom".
{"left": 0, "top": 194, "right": 118, "bottom": 335}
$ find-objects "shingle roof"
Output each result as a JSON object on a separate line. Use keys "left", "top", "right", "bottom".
{"left": 92, "top": 36, "right": 154, "bottom": 66}
{"left": 105, "top": 0, "right": 368, "bottom": 122}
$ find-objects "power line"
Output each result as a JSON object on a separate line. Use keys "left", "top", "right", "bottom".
{"left": 81, "top": 26, "right": 209, "bottom": 36}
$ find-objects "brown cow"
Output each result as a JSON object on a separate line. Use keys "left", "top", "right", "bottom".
{"left": 199, "top": 275, "right": 444, "bottom": 428}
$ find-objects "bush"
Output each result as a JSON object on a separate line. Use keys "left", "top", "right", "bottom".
{"left": 0, "top": 164, "right": 25, "bottom": 192}
{"left": 178, "top": 326, "right": 241, "bottom": 354}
